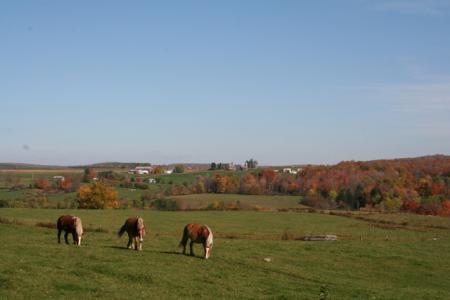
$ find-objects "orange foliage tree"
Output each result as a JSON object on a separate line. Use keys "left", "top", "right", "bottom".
{"left": 77, "top": 182, "right": 119, "bottom": 209}
{"left": 34, "top": 177, "right": 49, "bottom": 189}
{"left": 153, "top": 166, "right": 164, "bottom": 174}
{"left": 59, "top": 177, "right": 73, "bottom": 192}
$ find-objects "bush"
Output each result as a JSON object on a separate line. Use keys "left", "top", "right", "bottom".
{"left": 301, "top": 192, "right": 337, "bottom": 210}
{"left": 173, "top": 164, "right": 185, "bottom": 173}
{"left": 134, "top": 183, "right": 149, "bottom": 190}
{"left": 34, "top": 177, "right": 49, "bottom": 189}
{"left": 384, "top": 196, "right": 402, "bottom": 211}
{"left": 150, "top": 198, "right": 180, "bottom": 211}
{"left": 76, "top": 182, "right": 119, "bottom": 209}
{"left": 401, "top": 200, "right": 419, "bottom": 212}
{"left": 0, "top": 199, "right": 10, "bottom": 208}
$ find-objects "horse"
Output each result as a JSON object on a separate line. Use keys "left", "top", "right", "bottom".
{"left": 57, "top": 215, "right": 83, "bottom": 246}
{"left": 179, "top": 223, "right": 213, "bottom": 259}
{"left": 118, "top": 217, "right": 146, "bottom": 251}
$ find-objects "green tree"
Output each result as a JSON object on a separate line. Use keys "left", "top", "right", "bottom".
{"left": 245, "top": 159, "right": 258, "bottom": 169}
{"left": 174, "top": 164, "right": 185, "bottom": 173}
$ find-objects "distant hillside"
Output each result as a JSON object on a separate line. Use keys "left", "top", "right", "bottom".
{"left": 1, "top": 155, "right": 448, "bottom": 171}
{"left": 0, "top": 163, "right": 68, "bottom": 170}
{"left": 72, "top": 162, "right": 152, "bottom": 169}
{"left": 72, "top": 162, "right": 211, "bottom": 171}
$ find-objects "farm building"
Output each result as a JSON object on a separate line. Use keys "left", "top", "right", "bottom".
{"left": 128, "top": 166, "right": 153, "bottom": 175}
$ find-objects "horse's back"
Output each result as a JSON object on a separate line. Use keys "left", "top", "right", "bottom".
{"left": 57, "top": 215, "right": 74, "bottom": 229}
{"left": 123, "top": 217, "right": 145, "bottom": 234}
{"left": 185, "top": 223, "right": 210, "bottom": 242}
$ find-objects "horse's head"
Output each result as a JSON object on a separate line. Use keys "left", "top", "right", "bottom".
{"left": 204, "top": 226, "right": 213, "bottom": 259}
{"left": 137, "top": 218, "right": 145, "bottom": 242}
{"left": 73, "top": 217, "right": 83, "bottom": 246}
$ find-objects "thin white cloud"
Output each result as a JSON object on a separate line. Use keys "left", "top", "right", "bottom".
{"left": 344, "top": 79, "right": 450, "bottom": 138}
{"left": 381, "top": 82, "right": 450, "bottom": 112}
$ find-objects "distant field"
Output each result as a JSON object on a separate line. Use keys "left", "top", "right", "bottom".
{"left": 0, "top": 169, "right": 84, "bottom": 188}
{"left": 154, "top": 170, "right": 245, "bottom": 185}
{"left": 1, "top": 209, "right": 449, "bottom": 299}
{"left": 171, "top": 194, "right": 303, "bottom": 210}
{"left": 0, "top": 169, "right": 84, "bottom": 173}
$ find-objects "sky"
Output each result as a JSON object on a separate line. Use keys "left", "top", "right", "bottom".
{"left": 1, "top": 0, "right": 450, "bottom": 166}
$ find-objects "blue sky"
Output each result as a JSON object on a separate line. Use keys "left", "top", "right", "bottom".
{"left": 1, "top": 0, "right": 449, "bottom": 165}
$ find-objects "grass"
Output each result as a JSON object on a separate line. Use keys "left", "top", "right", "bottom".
{"left": 1, "top": 209, "right": 449, "bottom": 299}
{"left": 154, "top": 170, "right": 245, "bottom": 185}
{"left": 170, "top": 193, "right": 303, "bottom": 210}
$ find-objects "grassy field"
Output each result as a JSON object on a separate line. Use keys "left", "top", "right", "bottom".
{"left": 1, "top": 209, "right": 449, "bottom": 299}
{"left": 171, "top": 194, "right": 303, "bottom": 210}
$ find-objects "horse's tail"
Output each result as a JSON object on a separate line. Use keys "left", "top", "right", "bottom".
{"left": 56, "top": 216, "right": 62, "bottom": 230}
{"left": 118, "top": 223, "right": 127, "bottom": 237}
{"left": 178, "top": 225, "right": 189, "bottom": 248}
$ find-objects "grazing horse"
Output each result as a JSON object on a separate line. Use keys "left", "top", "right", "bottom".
{"left": 118, "top": 217, "right": 146, "bottom": 251}
{"left": 57, "top": 215, "right": 83, "bottom": 246}
{"left": 179, "top": 223, "right": 213, "bottom": 259}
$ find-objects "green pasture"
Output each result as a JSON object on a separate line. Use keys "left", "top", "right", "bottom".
{"left": 153, "top": 170, "right": 245, "bottom": 185}
{"left": 1, "top": 209, "right": 449, "bottom": 299}
{"left": 171, "top": 193, "right": 303, "bottom": 210}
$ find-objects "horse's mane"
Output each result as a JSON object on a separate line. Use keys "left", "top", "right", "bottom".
{"left": 137, "top": 217, "right": 144, "bottom": 231}
{"left": 205, "top": 225, "right": 213, "bottom": 246}
{"left": 73, "top": 217, "right": 83, "bottom": 236}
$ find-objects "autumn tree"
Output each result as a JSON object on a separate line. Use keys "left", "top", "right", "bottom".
{"left": 34, "top": 177, "right": 49, "bottom": 189}
{"left": 82, "top": 168, "right": 97, "bottom": 182}
{"left": 59, "top": 176, "right": 73, "bottom": 192}
{"left": 153, "top": 166, "right": 164, "bottom": 174}
{"left": 76, "top": 182, "right": 119, "bottom": 209}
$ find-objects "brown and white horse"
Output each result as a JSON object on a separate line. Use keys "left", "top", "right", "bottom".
{"left": 179, "top": 223, "right": 213, "bottom": 259}
{"left": 118, "top": 217, "right": 146, "bottom": 251}
{"left": 57, "top": 215, "right": 83, "bottom": 246}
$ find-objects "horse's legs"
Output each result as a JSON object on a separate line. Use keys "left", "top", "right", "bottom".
{"left": 134, "top": 236, "right": 141, "bottom": 251}
{"left": 127, "top": 233, "right": 133, "bottom": 249}
{"left": 203, "top": 242, "right": 207, "bottom": 258}
{"left": 57, "top": 229, "right": 62, "bottom": 243}
{"left": 72, "top": 232, "right": 77, "bottom": 244}
{"left": 64, "top": 231, "right": 70, "bottom": 244}
{"left": 189, "top": 241, "right": 195, "bottom": 256}
{"left": 136, "top": 236, "right": 142, "bottom": 251}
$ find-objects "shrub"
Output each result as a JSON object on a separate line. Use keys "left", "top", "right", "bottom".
{"left": 384, "top": 196, "right": 402, "bottom": 211}
{"left": 76, "top": 182, "right": 119, "bottom": 209}
{"left": 150, "top": 198, "right": 180, "bottom": 211}
{"left": 134, "top": 183, "right": 149, "bottom": 190}
{"left": 401, "top": 200, "right": 419, "bottom": 212}
{"left": 34, "top": 177, "right": 50, "bottom": 189}
{"left": 173, "top": 164, "right": 185, "bottom": 173}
